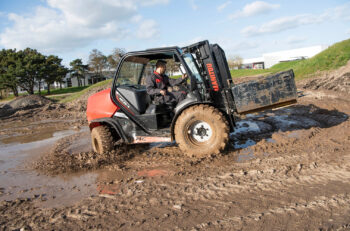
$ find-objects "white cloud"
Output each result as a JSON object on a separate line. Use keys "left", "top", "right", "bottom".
{"left": 331, "top": 2, "right": 350, "bottom": 21}
{"left": 241, "top": 2, "right": 350, "bottom": 37}
{"left": 217, "top": 1, "right": 232, "bottom": 12}
{"left": 139, "top": 0, "right": 170, "bottom": 6}
{"left": 136, "top": 19, "right": 159, "bottom": 39}
{"left": 0, "top": 0, "right": 168, "bottom": 52}
{"left": 241, "top": 14, "right": 324, "bottom": 36}
{"left": 189, "top": 0, "right": 198, "bottom": 11}
{"left": 229, "top": 1, "right": 279, "bottom": 20}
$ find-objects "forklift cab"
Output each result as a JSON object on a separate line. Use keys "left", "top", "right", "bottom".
{"left": 110, "top": 48, "right": 203, "bottom": 132}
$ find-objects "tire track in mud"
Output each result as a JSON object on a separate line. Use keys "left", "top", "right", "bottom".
{"left": 2, "top": 90, "right": 350, "bottom": 230}
{"left": 192, "top": 193, "right": 350, "bottom": 230}
{"left": 117, "top": 119, "right": 350, "bottom": 230}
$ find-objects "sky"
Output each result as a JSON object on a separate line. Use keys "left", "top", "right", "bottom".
{"left": 0, "top": 0, "right": 349, "bottom": 66}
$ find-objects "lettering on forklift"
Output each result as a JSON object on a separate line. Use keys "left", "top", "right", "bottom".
{"left": 116, "top": 92, "right": 131, "bottom": 109}
{"left": 206, "top": 63, "right": 219, "bottom": 91}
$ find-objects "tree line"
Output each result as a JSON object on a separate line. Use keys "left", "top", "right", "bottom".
{"left": 0, "top": 48, "right": 68, "bottom": 96}
{"left": 0, "top": 47, "right": 127, "bottom": 97}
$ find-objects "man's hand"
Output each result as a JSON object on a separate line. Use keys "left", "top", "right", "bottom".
{"left": 160, "top": 90, "right": 166, "bottom": 96}
{"left": 182, "top": 73, "right": 188, "bottom": 80}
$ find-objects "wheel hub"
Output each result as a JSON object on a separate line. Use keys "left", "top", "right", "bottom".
{"left": 188, "top": 121, "right": 212, "bottom": 142}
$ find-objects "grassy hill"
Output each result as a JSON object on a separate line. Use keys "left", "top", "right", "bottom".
{"left": 59, "top": 79, "right": 112, "bottom": 103}
{"left": 231, "top": 38, "right": 350, "bottom": 80}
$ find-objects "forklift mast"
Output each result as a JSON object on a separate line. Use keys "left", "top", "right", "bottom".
{"left": 182, "top": 40, "right": 237, "bottom": 126}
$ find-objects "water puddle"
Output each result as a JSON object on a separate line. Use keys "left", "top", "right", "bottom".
{"left": 0, "top": 126, "right": 98, "bottom": 208}
{"left": 234, "top": 139, "right": 256, "bottom": 149}
{"left": 0, "top": 127, "right": 71, "bottom": 144}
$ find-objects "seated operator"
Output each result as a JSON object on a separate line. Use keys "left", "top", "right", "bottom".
{"left": 145, "top": 59, "right": 188, "bottom": 105}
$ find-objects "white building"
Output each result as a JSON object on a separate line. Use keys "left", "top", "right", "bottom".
{"left": 242, "top": 45, "right": 329, "bottom": 69}
{"left": 64, "top": 71, "right": 115, "bottom": 88}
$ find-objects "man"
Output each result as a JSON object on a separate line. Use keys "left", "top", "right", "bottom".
{"left": 146, "top": 59, "right": 187, "bottom": 105}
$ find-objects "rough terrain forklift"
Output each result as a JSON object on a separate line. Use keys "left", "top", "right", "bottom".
{"left": 86, "top": 40, "right": 297, "bottom": 157}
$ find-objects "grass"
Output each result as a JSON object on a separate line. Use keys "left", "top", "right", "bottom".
{"left": 59, "top": 79, "right": 113, "bottom": 103}
{"left": 231, "top": 38, "right": 350, "bottom": 80}
{"left": 0, "top": 85, "right": 89, "bottom": 102}
{"left": 38, "top": 86, "right": 89, "bottom": 95}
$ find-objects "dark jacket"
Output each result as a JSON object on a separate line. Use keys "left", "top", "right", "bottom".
{"left": 146, "top": 71, "right": 185, "bottom": 96}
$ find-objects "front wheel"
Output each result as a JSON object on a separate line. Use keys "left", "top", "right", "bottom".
{"left": 174, "top": 105, "right": 229, "bottom": 157}
{"left": 91, "top": 125, "right": 114, "bottom": 154}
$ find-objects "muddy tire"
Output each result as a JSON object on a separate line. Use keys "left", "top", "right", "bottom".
{"left": 174, "top": 104, "right": 229, "bottom": 157}
{"left": 91, "top": 126, "right": 114, "bottom": 154}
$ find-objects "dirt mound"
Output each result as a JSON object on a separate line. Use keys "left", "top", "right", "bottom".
{"left": 300, "top": 60, "right": 350, "bottom": 92}
{"left": 66, "top": 84, "right": 110, "bottom": 112}
{"left": 0, "top": 95, "right": 52, "bottom": 118}
{"left": 6, "top": 95, "right": 52, "bottom": 109}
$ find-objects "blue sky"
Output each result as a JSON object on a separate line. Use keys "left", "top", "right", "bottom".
{"left": 0, "top": 0, "right": 349, "bottom": 66}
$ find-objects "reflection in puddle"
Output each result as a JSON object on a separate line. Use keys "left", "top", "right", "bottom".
{"left": 234, "top": 138, "right": 256, "bottom": 149}
{"left": 0, "top": 127, "right": 97, "bottom": 208}
{"left": 1, "top": 128, "right": 71, "bottom": 145}
{"left": 232, "top": 121, "right": 260, "bottom": 136}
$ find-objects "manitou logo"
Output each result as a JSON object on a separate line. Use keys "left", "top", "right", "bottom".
{"left": 206, "top": 63, "right": 219, "bottom": 91}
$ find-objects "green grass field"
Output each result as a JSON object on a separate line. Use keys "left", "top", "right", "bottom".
{"left": 231, "top": 38, "right": 350, "bottom": 80}
{"left": 59, "top": 79, "right": 113, "bottom": 103}
{"left": 0, "top": 85, "right": 89, "bottom": 102}
{"left": 39, "top": 86, "right": 89, "bottom": 95}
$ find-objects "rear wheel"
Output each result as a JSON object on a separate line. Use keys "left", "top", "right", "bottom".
{"left": 91, "top": 125, "right": 114, "bottom": 154}
{"left": 174, "top": 104, "right": 229, "bottom": 157}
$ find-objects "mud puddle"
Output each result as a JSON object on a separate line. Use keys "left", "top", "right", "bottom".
{"left": 0, "top": 126, "right": 101, "bottom": 208}
{"left": 231, "top": 104, "right": 348, "bottom": 162}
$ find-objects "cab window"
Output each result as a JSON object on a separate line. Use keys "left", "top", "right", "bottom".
{"left": 116, "top": 61, "right": 144, "bottom": 86}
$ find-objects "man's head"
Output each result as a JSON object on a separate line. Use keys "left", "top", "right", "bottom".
{"left": 155, "top": 60, "right": 167, "bottom": 74}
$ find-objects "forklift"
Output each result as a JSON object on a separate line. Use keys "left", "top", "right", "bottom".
{"left": 86, "top": 40, "right": 297, "bottom": 157}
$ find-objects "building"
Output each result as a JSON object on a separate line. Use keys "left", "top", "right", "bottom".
{"left": 242, "top": 45, "right": 329, "bottom": 69}
{"left": 64, "top": 70, "right": 115, "bottom": 88}
{"left": 15, "top": 70, "right": 115, "bottom": 94}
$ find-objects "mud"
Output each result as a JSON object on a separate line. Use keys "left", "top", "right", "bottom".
{"left": 1, "top": 76, "right": 350, "bottom": 230}
{"left": 300, "top": 60, "right": 350, "bottom": 93}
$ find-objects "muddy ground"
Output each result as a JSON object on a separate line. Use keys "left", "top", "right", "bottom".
{"left": 1, "top": 77, "right": 350, "bottom": 230}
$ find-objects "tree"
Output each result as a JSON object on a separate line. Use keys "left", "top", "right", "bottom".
{"left": 0, "top": 49, "right": 20, "bottom": 96}
{"left": 227, "top": 55, "right": 243, "bottom": 70}
{"left": 106, "top": 48, "right": 126, "bottom": 71}
{"left": 56, "top": 66, "right": 69, "bottom": 90}
{"left": 41, "top": 55, "right": 67, "bottom": 95}
{"left": 166, "top": 59, "right": 180, "bottom": 76}
{"left": 70, "top": 59, "right": 88, "bottom": 87}
{"left": 88, "top": 49, "right": 107, "bottom": 84}
{"left": 16, "top": 48, "right": 46, "bottom": 95}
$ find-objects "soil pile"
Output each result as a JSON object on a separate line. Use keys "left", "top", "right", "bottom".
{"left": 6, "top": 95, "right": 52, "bottom": 109}
{"left": 0, "top": 95, "right": 52, "bottom": 118}
{"left": 301, "top": 60, "right": 350, "bottom": 92}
